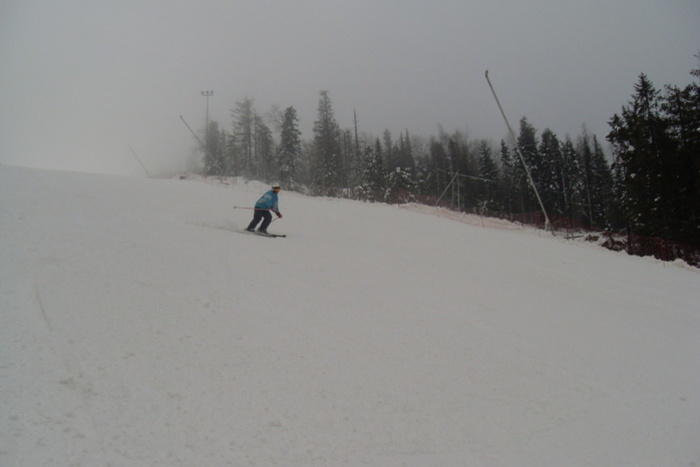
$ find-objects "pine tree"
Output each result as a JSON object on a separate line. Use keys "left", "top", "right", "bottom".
{"left": 476, "top": 140, "right": 501, "bottom": 213}
{"left": 560, "top": 137, "right": 586, "bottom": 224}
{"left": 255, "top": 115, "right": 274, "bottom": 183}
{"left": 589, "top": 135, "right": 615, "bottom": 229}
{"left": 385, "top": 167, "right": 416, "bottom": 204}
{"left": 607, "top": 74, "right": 675, "bottom": 238}
{"left": 383, "top": 129, "right": 397, "bottom": 171}
{"left": 578, "top": 133, "right": 596, "bottom": 225}
{"left": 397, "top": 131, "right": 416, "bottom": 173}
{"left": 373, "top": 138, "right": 386, "bottom": 194}
{"left": 499, "top": 139, "right": 524, "bottom": 215}
{"left": 346, "top": 110, "right": 362, "bottom": 197}
{"left": 426, "top": 137, "right": 449, "bottom": 202}
{"left": 203, "top": 120, "right": 223, "bottom": 176}
{"left": 278, "top": 106, "right": 301, "bottom": 188}
{"left": 311, "top": 91, "right": 342, "bottom": 196}
{"left": 356, "top": 139, "right": 386, "bottom": 202}
{"left": 538, "top": 129, "right": 563, "bottom": 216}
{"left": 661, "top": 59, "right": 700, "bottom": 244}
{"left": 231, "top": 98, "right": 256, "bottom": 177}
{"left": 517, "top": 118, "right": 542, "bottom": 214}
{"left": 223, "top": 131, "right": 237, "bottom": 177}
{"left": 340, "top": 129, "right": 355, "bottom": 193}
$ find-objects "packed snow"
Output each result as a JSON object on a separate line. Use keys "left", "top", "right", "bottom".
{"left": 1, "top": 165, "right": 698, "bottom": 466}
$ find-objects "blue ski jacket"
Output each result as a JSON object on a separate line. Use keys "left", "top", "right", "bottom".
{"left": 254, "top": 190, "right": 280, "bottom": 213}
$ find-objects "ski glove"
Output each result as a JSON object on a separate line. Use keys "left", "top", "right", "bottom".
{"left": 276, "top": 212, "right": 283, "bottom": 218}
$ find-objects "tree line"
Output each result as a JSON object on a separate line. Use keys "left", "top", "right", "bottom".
{"left": 198, "top": 59, "right": 699, "bottom": 260}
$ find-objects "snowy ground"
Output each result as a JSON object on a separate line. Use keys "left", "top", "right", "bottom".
{"left": 1, "top": 165, "right": 698, "bottom": 466}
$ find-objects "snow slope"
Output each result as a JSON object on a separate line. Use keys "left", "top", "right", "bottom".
{"left": 1, "top": 165, "right": 698, "bottom": 466}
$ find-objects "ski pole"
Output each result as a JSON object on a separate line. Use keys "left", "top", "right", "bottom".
{"left": 233, "top": 206, "right": 271, "bottom": 211}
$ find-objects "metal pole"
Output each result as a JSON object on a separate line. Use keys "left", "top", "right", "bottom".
{"left": 484, "top": 70, "right": 552, "bottom": 231}
{"left": 181, "top": 114, "right": 224, "bottom": 176}
{"left": 201, "top": 90, "right": 213, "bottom": 144}
{"left": 128, "top": 145, "right": 151, "bottom": 177}
{"left": 435, "top": 172, "right": 460, "bottom": 207}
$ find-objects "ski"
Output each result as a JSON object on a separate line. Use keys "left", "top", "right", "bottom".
{"left": 241, "top": 230, "right": 286, "bottom": 238}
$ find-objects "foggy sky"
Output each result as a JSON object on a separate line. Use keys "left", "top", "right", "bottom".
{"left": 1, "top": 0, "right": 699, "bottom": 176}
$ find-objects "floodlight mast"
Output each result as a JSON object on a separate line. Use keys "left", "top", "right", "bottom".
{"left": 484, "top": 70, "right": 552, "bottom": 232}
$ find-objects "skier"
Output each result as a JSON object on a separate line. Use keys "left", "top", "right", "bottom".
{"left": 246, "top": 185, "right": 282, "bottom": 234}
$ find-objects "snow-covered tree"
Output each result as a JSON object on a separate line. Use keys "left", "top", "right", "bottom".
{"left": 278, "top": 106, "right": 301, "bottom": 188}
{"left": 356, "top": 140, "right": 386, "bottom": 202}
{"left": 311, "top": 90, "right": 342, "bottom": 196}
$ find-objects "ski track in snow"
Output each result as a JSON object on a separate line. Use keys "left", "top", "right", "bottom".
{"left": 1, "top": 165, "right": 699, "bottom": 466}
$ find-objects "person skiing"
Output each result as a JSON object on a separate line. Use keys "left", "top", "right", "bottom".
{"left": 246, "top": 185, "right": 282, "bottom": 234}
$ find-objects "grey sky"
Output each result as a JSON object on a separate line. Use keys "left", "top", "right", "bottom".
{"left": 1, "top": 0, "right": 699, "bottom": 175}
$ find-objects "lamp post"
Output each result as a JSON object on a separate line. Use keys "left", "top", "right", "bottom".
{"left": 201, "top": 90, "right": 213, "bottom": 136}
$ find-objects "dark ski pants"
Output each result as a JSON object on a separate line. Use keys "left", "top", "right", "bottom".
{"left": 247, "top": 209, "right": 272, "bottom": 231}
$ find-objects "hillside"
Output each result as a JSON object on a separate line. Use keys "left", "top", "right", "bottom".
{"left": 1, "top": 165, "right": 698, "bottom": 466}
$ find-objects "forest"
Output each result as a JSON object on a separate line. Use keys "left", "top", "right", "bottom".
{"left": 197, "top": 60, "right": 700, "bottom": 265}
